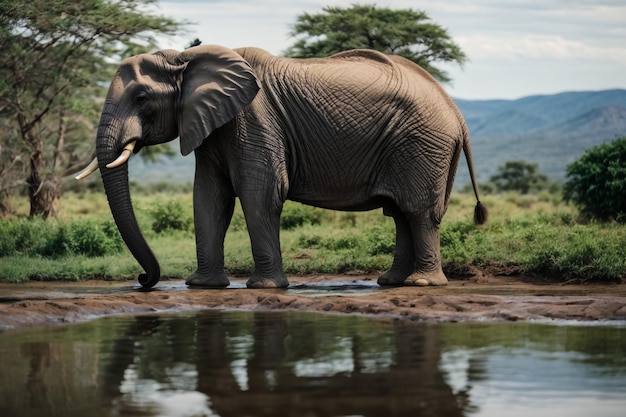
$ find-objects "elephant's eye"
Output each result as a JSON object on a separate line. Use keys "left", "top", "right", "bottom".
{"left": 134, "top": 93, "right": 149, "bottom": 106}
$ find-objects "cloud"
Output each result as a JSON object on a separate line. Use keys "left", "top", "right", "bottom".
{"left": 152, "top": 0, "right": 626, "bottom": 98}
{"left": 458, "top": 35, "right": 626, "bottom": 64}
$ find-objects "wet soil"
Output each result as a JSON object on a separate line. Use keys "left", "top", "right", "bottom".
{"left": 1, "top": 274, "right": 625, "bottom": 331}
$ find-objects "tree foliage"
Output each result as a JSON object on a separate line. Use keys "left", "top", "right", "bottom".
{"left": 0, "top": 0, "right": 181, "bottom": 218}
{"left": 283, "top": 4, "right": 467, "bottom": 82}
{"left": 564, "top": 137, "right": 626, "bottom": 222}
{"left": 490, "top": 161, "right": 549, "bottom": 194}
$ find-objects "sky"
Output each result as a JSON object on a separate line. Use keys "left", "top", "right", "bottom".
{"left": 154, "top": 0, "right": 626, "bottom": 100}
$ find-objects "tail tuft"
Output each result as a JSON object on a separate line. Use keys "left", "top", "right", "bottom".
{"left": 473, "top": 201, "right": 488, "bottom": 225}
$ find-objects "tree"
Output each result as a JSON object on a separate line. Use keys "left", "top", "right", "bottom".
{"left": 283, "top": 4, "right": 467, "bottom": 82}
{"left": 0, "top": 0, "right": 181, "bottom": 218}
{"left": 0, "top": 118, "right": 25, "bottom": 218}
{"left": 564, "top": 137, "right": 626, "bottom": 222}
{"left": 490, "top": 161, "right": 549, "bottom": 194}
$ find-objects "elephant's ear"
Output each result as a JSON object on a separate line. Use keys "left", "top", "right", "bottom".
{"left": 178, "top": 45, "right": 260, "bottom": 156}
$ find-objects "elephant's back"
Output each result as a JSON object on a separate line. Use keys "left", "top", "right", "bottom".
{"left": 304, "top": 52, "right": 458, "bottom": 121}
{"left": 239, "top": 47, "right": 454, "bottom": 113}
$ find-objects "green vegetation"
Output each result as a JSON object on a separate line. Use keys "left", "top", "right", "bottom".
{"left": 0, "top": 217, "right": 123, "bottom": 258}
{"left": 0, "top": 0, "right": 183, "bottom": 218}
{"left": 1, "top": 188, "right": 624, "bottom": 284}
{"left": 490, "top": 160, "right": 550, "bottom": 194}
{"left": 283, "top": 4, "right": 466, "bottom": 83}
{"left": 564, "top": 136, "right": 626, "bottom": 222}
{"left": 149, "top": 200, "right": 192, "bottom": 234}
{"left": 463, "top": 160, "right": 561, "bottom": 196}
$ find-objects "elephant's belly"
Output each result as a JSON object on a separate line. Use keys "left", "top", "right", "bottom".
{"left": 287, "top": 158, "right": 393, "bottom": 211}
{"left": 289, "top": 191, "right": 387, "bottom": 212}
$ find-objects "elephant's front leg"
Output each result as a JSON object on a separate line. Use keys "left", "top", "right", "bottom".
{"left": 240, "top": 196, "right": 289, "bottom": 288}
{"left": 186, "top": 161, "right": 234, "bottom": 288}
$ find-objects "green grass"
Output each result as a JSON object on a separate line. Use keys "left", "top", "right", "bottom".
{"left": 1, "top": 189, "right": 624, "bottom": 283}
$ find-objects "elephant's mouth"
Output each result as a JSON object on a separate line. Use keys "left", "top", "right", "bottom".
{"left": 74, "top": 139, "right": 140, "bottom": 180}
{"left": 105, "top": 140, "right": 137, "bottom": 168}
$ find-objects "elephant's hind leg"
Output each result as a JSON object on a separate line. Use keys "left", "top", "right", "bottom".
{"left": 378, "top": 206, "right": 415, "bottom": 286}
{"left": 403, "top": 213, "right": 448, "bottom": 286}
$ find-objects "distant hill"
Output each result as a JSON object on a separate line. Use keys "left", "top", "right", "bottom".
{"left": 129, "top": 89, "right": 626, "bottom": 188}
{"left": 454, "top": 89, "right": 626, "bottom": 186}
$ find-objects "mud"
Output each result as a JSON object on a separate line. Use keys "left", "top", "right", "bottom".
{"left": 1, "top": 274, "right": 625, "bottom": 331}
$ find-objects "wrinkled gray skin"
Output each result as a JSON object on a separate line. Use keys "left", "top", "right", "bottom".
{"left": 94, "top": 44, "right": 487, "bottom": 289}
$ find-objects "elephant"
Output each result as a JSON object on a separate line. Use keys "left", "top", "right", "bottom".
{"left": 75, "top": 44, "right": 487, "bottom": 289}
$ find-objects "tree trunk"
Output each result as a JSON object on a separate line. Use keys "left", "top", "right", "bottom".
{"left": 27, "top": 148, "right": 60, "bottom": 219}
{"left": 0, "top": 198, "right": 10, "bottom": 219}
{"left": 25, "top": 107, "right": 68, "bottom": 219}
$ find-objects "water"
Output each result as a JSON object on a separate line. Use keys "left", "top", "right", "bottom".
{"left": 0, "top": 311, "right": 624, "bottom": 417}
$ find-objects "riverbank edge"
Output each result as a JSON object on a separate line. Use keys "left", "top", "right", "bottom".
{"left": 1, "top": 274, "right": 625, "bottom": 332}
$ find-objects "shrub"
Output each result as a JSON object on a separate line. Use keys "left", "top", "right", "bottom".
{"left": 297, "top": 233, "right": 323, "bottom": 248}
{"left": 365, "top": 224, "right": 395, "bottom": 255}
{"left": 0, "top": 218, "right": 123, "bottom": 258}
{"left": 522, "top": 228, "right": 626, "bottom": 282}
{"left": 317, "top": 234, "right": 361, "bottom": 251}
{"left": 149, "top": 200, "right": 191, "bottom": 233}
{"left": 229, "top": 212, "right": 247, "bottom": 232}
{"left": 564, "top": 136, "right": 626, "bottom": 222}
{"left": 281, "top": 203, "right": 323, "bottom": 230}
{"left": 65, "top": 220, "right": 124, "bottom": 257}
{"left": 0, "top": 218, "right": 44, "bottom": 256}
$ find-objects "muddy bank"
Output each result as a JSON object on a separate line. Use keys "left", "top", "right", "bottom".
{"left": 1, "top": 274, "right": 625, "bottom": 331}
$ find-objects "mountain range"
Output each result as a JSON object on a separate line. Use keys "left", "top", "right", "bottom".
{"left": 129, "top": 89, "right": 626, "bottom": 187}
{"left": 453, "top": 88, "right": 626, "bottom": 185}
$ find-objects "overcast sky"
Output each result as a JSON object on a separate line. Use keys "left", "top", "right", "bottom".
{"left": 155, "top": 0, "right": 626, "bottom": 100}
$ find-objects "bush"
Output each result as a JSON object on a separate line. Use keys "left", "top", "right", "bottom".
{"left": 0, "top": 218, "right": 123, "bottom": 258}
{"left": 296, "top": 232, "right": 361, "bottom": 250}
{"left": 564, "top": 137, "right": 626, "bottom": 222}
{"left": 64, "top": 220, "right": 124, "bottom": 257}
{"left": 522, "top": 228, "right": 626, "bottom": 282}
{"left": 149, "top": 200, "right": 191, "bottom": 233}
{"left": 365, "top": 224, "right": 395, "bottom": 255}
{"left": 0, "top": 217, "right": 51, "bottom": 256}
{"left": 297, "top": 233, "right": 323, "bottom": 248}
{"left": 321, "top": 234, "right": 361, "bottom": 251}
{"left": 281, "top": 203, "right": 323, "bottom": 230}
{"left": 229, "top": 212, "right": 247, "bottom": 232}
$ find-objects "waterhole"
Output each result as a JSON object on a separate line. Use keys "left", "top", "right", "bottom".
{"left": 0, "top": 311, "right": 624, "bottom": 416}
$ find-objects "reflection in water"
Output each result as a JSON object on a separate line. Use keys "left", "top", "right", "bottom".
{"left": 0, "top": 311, "right": 625, "bottom": 417}
{"left": 21, "top": 342, "right": 53, "bottom": 410}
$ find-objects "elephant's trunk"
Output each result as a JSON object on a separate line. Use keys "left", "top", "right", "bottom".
{"left": 97, "top": 120, "right": 160, "bottom": 288}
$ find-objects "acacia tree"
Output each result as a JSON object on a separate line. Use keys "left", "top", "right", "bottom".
{"left": 490, "top": 160, "right": 549, "bottom": 194}
{"left": 284, "top": 4, "right": 467, "bottom": 82}
{"left": 0, "top": 0, "right": 181, "bottom": 218}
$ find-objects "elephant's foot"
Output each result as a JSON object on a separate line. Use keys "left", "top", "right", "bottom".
{"left": 246, "top": 273, "right": 289, "bottom": 289}
{"left": 402, "top": 269, "right": 448, "bottom": 286}
{"left": 186, "top": 271, "right": 230, "bottom": 288}
{"left": 377, "top": 268, "right": 412, "bottom": 286}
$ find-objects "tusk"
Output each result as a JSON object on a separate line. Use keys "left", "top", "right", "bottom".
{"left": 74, "top": 157, "right": 99, "bottom": 181}
{"left": 106, "top": 141, "right": 136, "bottom": 169}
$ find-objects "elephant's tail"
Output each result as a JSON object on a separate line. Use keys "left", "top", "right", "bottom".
{"left": 463, "top": 137, "right": 488, "bottom": 225}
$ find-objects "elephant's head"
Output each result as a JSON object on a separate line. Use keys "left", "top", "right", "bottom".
{"left": 75, "top": 45, "right": 260, "bottom": 287}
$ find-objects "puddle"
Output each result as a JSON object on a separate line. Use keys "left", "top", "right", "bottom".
{"left": 287, "top": 279, "right": 382, "bottom": 296}
{"left": 0, "top": 310, "right": 625, "bottom": 416}
{"left": 0, "top": 279, "right": 381, "bottom": 301}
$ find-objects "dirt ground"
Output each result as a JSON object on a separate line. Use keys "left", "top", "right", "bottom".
{"left": 1, "top": 273, "right": 625, "bottom": 331}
